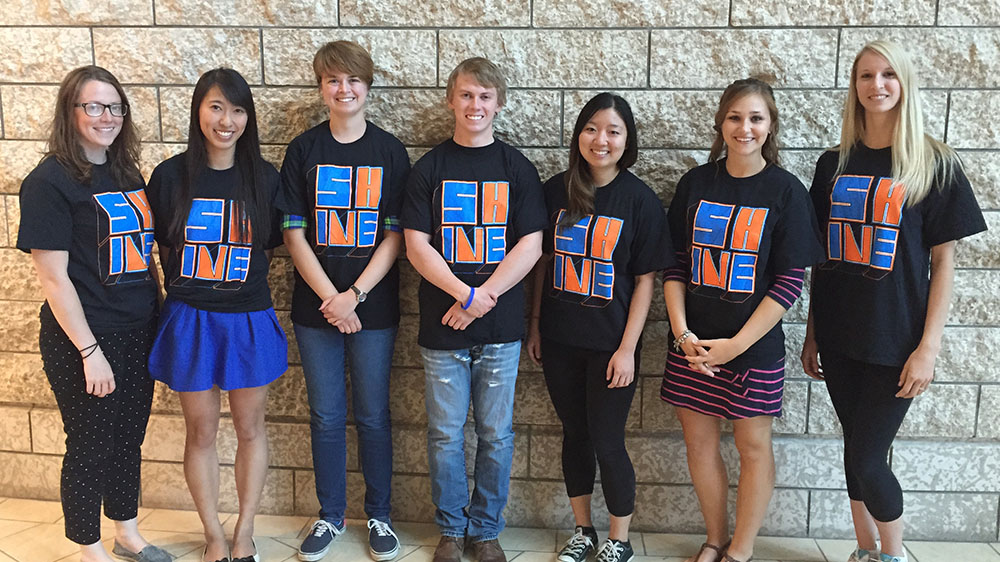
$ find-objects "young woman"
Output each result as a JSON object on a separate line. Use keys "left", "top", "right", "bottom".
{"left": 661, "top": 78, "right": 825, "bottom": 562}
{"left": 801, "top": 41, "right": 986, "bottom": 562}
{"left": 146, "top": 68, "right": 286, "bottom": 562}
{"left": 17, "top": 66, "right": 170, "bottom": 562}
{"left": 527, "top": 93, "right": 673, "bottom": 562}
{"left": 275, "top": 40, "right": 408, "bottom": 562}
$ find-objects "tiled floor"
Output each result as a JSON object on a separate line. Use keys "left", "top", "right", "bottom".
{"left": 0, "top": 498, "right": 997, "bottom": 562}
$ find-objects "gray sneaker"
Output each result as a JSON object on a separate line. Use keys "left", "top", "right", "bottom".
{"left": 112, "top": 540, "right": 173, "bottom": 562}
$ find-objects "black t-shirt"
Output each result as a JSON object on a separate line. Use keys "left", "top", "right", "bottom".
{"left": 810, "top": 145, "right": 987, "bottom": 366}
{"left": 668, "top": 160, "right": 826, "bottom": 372}
{"left": 539, "top": 170, "right": 675, "bottom": 352}
{"left": 275, "top": 121, "right": 408, "bottom": 329}
{"left": 146, "top": 153, "right": 282, "bottom": 313}
{"left": 17, "top": 157, "right": 157, "bottom": 331}
{"left": 400, "top": 139, "right": 548, "bottom": 350}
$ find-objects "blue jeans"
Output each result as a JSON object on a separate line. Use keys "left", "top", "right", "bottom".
{"left": 294, "top": 323, "right": 398, "bottom": 523}
{"left": 421, "top": 342, "right": 521, "bottom": 541}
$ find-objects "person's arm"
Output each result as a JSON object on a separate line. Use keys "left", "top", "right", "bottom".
{"left": 320, "top": 230, "right": 404, "bottom": 331}
{"left": 478, "top": 230, "right": 543, "bottom": 299}
{"left": 800, "top": 278, "right": 824, "bottom": 380}
{"left": 404, "top": 228, "right": 497, "bottom": 318}
{"left": 664, "top": 278, "right": 713, "bottom": 376}
{"left": 31, "top": 250, "right": 115, "bottom": 397}
{"left": 896, "top": 240, "right": 955, "bottom": 398}
{"left": 282, "top": 227, "right": 362, "bottom": 333}
{"left": 606, "top": 272, "right": 655, "bottom": 388}
{"left": 526, "top": 253, "right": 551, "bottom": 365}
{"left": 687, "top": 296, "right": 787, "bottom": 369}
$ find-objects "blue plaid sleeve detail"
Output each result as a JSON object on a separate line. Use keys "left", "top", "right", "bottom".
{"left": 282, "top": 214, "right": 308, "bottom": 230}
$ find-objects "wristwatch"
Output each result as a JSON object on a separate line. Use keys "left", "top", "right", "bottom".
{"left": 349, "top": 285, "right": 367, "bottom": 303}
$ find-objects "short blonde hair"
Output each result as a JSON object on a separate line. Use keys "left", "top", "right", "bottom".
{"left": 313, "top": 40, "right": 374, "bottom": 87}
{"left": 445, "top": 57, "right": 507, "bottom": 107}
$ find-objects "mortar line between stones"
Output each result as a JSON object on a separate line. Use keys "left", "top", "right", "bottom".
{"left": 258, "top": 28, "right": 266, "bottom": 85}
{"left": 150, "top": 0, "right": 157, "bottom": 26}
{"left": 943, "top": 90, "right": 952, "bottom": 144}
{"left": 833, "top": 28, "right": 842, "bottom": 89}
{"left": 89, "top": 27, "right": 96, "bottom": 66}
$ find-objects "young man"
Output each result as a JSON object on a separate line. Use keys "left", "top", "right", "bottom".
{"left": 401, "top": 57, "right": 546, "bottom": 562}
{"left": 276, "top": 41, "right": 408, "bottom": 562}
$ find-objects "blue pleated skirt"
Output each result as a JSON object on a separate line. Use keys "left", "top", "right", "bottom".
{"left": 149, "top": 298, "right": 288, "bottom": 392}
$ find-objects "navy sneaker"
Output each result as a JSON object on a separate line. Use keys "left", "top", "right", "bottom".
{"left": 367, "top": 518, "right": 400, "bottom": 561}
{"left": 298, "top": 519, "right": 345, "bottom": 561}
{"left": 557, "top": 527, "right": 598, "bottom": 562}
{"left": 596, "top": 540, "right": 634, "bottom": 562}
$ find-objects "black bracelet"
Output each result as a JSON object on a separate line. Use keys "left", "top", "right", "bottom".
{"left": 81, "top": 343, "right": 100, "bottom": 359}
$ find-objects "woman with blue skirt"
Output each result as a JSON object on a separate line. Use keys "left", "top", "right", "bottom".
{"left": 146, "top": 68, "right": 286, "bottom": 562}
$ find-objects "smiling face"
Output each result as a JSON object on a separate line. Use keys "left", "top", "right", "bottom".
{"left": 720, "top": 93, "right": 772, "bottom": 160}
{"left": 75, "top": 79, "right": 123, "bottom": 163}
{"left": 320, "top": 70, "right": 369, "bottom": 119}
{"left": 578, "top": 107, "right": 627, "bottom": 183}
{"left": 855, "top": 50, "right": 902, "bottom": 116}
{"left": 447, "top": 72, "right": 500, "bottom": 146}
{"left": 198, "top": 85, "right": 247, "bottom": 166}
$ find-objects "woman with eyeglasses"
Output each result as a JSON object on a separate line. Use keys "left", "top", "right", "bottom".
{"left": 17, "top": 66, "right": 170, "bottom": 562}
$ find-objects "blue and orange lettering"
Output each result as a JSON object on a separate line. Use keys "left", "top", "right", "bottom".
{"left": 843, "top": 224, "right": 873, "bottom": 265}
{"left": 730, "top": 207, "right": 767, "bottom": 252}
{"left": 592, "top": 261, "right": 614, "bottom": 300}
{"left": 554, "top": 211, "right": 590, "bottom": 257}
{"left": 728, "top": 253, "right": 757, "bottom": 293}
{"left": 701, "top": 251, "right": 730, "bottom": 289}
{"left": 180, "top": 245, "right": 196, "bottom": 278}
{"left": 227, "top": 204, "right": 251, "bottom": 244}
{"left": 315, "top": 209, "right": 329, "bottom": 246}
{"left": 107, "top": 237, "right": 124, "bottom": 275}
{"left": 455, "top": 227, "right": 484, "bottom": 263}
{"left": 357, "top": 210, "right": 379, "bottom": 247}
{"left": 355, "top": 167, "right": 383, "bottom": 209}
{"left": 141, "top": 231, "right": 155, "bottom": 264}
{"left": 690, "top": 246, "right": 702, "bottom": 285}
{"left": 316, "top": 165, "right": 352, "bottom": 208}
{"left": 225, "top": 246, "right": 252, "bottom": 282}
{"left": 591, "top": 216, "right": 623, "bottom": 260}
{"left": 195, "top": 244, "right": 226, "bottom": 281}
{"left": 94, "top": 192, "right": 140, "bottom": 235}
{"left": 872, "top": 177, "right": 905, "bottom": 226}
{"left": 482, "top": 182, "right": 509, "bottom": 225}
{"left": 125, "top": 190, "right": 154, "bottom": 230}
{"left": 830, "top": 175, "right": 871, "bottom": 222}
{"left": 692, "top": 201, "right": 733, "bottom": 249}
{"left": 485, "top": 226, "right": 506, "bottom": 263}
{"left": 871, "top": 226, "right": 899, "bottom": 270}
{"left": 827, "top": 222, "right": 842, "bottom": 260}
{"left": 553, "top": 254, "right": 565, "bottom": 291}
{"left": 328, "top": 210, "right": 357, "bottom": 246}
{"left": 442, "top": 181, "right": 477, "bottom": 225}
{"left": 186, "top": 199, "right": 224, "bottom": 244}
{"left": 563, "top": 258, "right": 592, "bottom": 296}
{"left": 441, "top": 226, "right": 455, "bottom": 262}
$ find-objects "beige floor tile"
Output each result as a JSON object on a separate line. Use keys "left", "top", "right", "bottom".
{"left": 814, "top": 538, "right": 858, "bottom": 561}
{"left": 0, "top": 522, "right": 79, "bottom": 562}
{"left": 751, "top": 537, "right": 824, "bottom": 561}
{"left": 393, "top": 521, "right": 441, "bottom": 546}
{"left": 640, "top": 532, "right": 710, "bottom": 557}
{"left": 499, "top": 527, "right": 557, "bottom": 552}
{"left": 0, "top": 520, "right": 38, "bottom": 541}
{"left": 0, "top": 551, "right": 15, "bottom": 562}
{"left": 222, "top": 513, "right": 309, "bottom": 539}
{"left": 137, "top": 508, "right": 234, "bottom": 534}
{"left": 905, "top": 541, "right": 1000, "bottom": 561}
{"left": 0, "top": 499, "right": 63, "bottom": 523}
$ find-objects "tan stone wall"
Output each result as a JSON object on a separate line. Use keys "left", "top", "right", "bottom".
{"left": 1, "top": 0, "right": 998, "bottom": 541}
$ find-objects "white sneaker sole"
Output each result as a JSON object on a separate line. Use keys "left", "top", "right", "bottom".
{"left": 370, "top": 543, "right": 400, "bottom": 561}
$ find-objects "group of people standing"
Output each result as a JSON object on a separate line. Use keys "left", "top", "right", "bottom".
{"left": 17, "top": 38, "right": 985, "bottom": 562}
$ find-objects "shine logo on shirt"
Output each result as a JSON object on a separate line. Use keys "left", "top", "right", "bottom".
{"left": 94, "top": 189, "right": 154, "bottom": 285}
{"left": 551, "top": 209, "right": 622, "bottom": 307}
{"left": 439, "top": 180, "right": 509, "bottom": 275}
{"left": 313, "top": 165, "right": 382, "bottom": 258}
{"left": 175, "top": 198, "right": 252, "bottom": 290}
{"left": 821, "top": 174, "right": 904, "bottom": 280}
{"left": 689, "top": 200, "right": 768, "bottom": 303}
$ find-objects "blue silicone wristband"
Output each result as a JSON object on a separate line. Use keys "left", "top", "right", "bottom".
{"left": 462, "top": 287, "right": 475, "bottom": 310}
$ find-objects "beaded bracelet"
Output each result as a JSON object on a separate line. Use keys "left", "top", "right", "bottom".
{"left": 672, "top": 329, "right": 693, "bottom": 352}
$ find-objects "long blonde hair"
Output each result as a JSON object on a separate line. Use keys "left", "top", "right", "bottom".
{"left": 837, "top": 40, "right": 959, "bottom": 206}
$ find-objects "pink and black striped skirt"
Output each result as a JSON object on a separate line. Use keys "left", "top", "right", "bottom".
{"left": 660, "top": 351, "right": 784, "bottom": 419}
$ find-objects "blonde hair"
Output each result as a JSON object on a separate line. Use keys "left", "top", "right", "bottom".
{"left": 838, "top": 40, "right": 959, "bottom": 206}
{"left": 313, "top": 40, "right": 374, "bottom": 87}
{"left": 445, "top": 57, "right": 507, "bottom": 107}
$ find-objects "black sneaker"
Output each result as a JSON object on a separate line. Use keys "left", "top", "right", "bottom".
{"left": 557, "top": 526, "right": 598, "bottom": 562}
{"left": 367, "top": 518, "right": 400, "bottom": 561}
{"left": 298, "top": 519, "right": 345, "bottom": 561}
{"left": 596, "top": 540, "right": 634, "bottom": 562}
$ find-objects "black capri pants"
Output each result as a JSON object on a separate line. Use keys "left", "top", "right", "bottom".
{"left": 541, "top": 337, "right": 638, "bottom": 517}
{"left": 39, "top": 313, "right": 155, "bottom": 544}
{"left": 822, "top": 350, "right": 912, "bottom": 522}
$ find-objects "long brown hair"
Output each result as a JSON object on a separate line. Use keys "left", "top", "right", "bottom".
{"left": 45, "top": 65, "right": 142, "bottom": 187}
{"left": 560, "top": 93, "right": 638, "bottom": 226}
{"left": 708, "top": 77, "right": 780, "bottom": 166}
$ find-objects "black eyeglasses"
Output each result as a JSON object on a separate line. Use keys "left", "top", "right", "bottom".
{"left": 74, "top": 102, "right": 128, "bottom": 117}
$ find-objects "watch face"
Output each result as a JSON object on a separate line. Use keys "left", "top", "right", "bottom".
{"left": 357, "top": 292, "right": 367, "bottom": 303}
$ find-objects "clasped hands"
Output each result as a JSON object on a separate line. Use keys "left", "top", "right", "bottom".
{"left": 442, "top": 284, "right": 498, "bottom": 331}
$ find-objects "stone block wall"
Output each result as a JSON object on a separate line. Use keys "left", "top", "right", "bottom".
{"left": 1, "top": 0, "right": 998, "bottom": 541}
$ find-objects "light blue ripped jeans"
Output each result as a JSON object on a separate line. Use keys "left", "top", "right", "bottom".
{"left": 421, "top": 342, "right": 521, "bottom": 541}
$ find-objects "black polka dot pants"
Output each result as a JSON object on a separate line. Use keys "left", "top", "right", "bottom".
{"left": 39, "top": 314, "right": 155, "bottom": 545}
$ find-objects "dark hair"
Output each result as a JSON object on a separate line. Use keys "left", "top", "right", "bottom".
{"left": 46, "top": 65, "right": 142, "bottom": 187}
{"left": 560, "top": 92, "right": 638, "bottom": 226}
{"left": 708, "top": 77, "right": 780, "bottom": 166}
{"left": 168, "top": 68, "right": 270, "bottom": 248}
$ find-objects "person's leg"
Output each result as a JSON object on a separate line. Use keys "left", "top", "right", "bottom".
{"left": 675, "top": 408, "right": 728, "bottom": 562}
{"left": 466, "top": 341, "right": 521, "bottom": 543}
{"left": 179, "top": 389, "right": 227, "bottom": 561}
{"left": 228, "top": 384, "right": 270, "bottom": 559}
{"left": 294, "top": 323, "right": 350, "bottom": 525}
{"left": 582, "top": 347, "right": 636, "bottom": 543}
{"left": 726, "top": 415, "right": 776, "bottom": 561}
{"left": 540, "top": 339, "right": 596, "bottom": 527}
{"left": 422, "top": 346, "right": 474, "bottom": 538}
{"left": 345, "top": 326, "right": 398, "bottom": 522}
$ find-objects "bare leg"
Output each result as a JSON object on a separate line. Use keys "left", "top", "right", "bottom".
{"left": 569, "top": 495, "right": 593, "bottom": 527}
{"left": 113, "top": 517, "right": 152, "bottom": 553}
{"left": 608, "top": 513, "right": 632, "bottom": 542}
{"left": 179, "top": 388, "right": 227, "bottom": 561}
{"left": 79, "top": 541, "right": 114, "bottom": 562}
{"left": 725, "top": 416, "right": 775, "bottom": 562}
{"left": 676, "top": 408, "right": 729, "bottom": 562}
{"left": 875, "top": 516, "right": 904, "bottom": 558}
{"left": 850, "top": 500, "right": 880, "bottom": 552}
{"left": 229, "top": 385, "right": 270, "bottom": 559}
